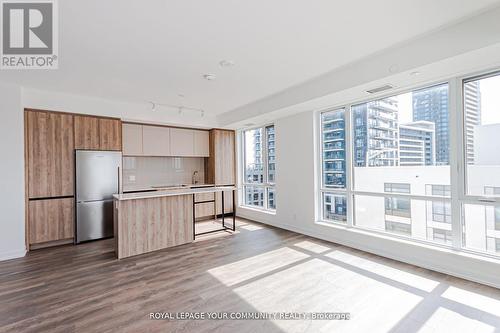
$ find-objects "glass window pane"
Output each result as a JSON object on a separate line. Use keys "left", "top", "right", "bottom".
{"left": 266, "top": 125, "right": 276, "bottom": 183}
{"left": 464, "top": 74, "right": 500, "bottom": 197}
{"left": 244, "top": 128, "right": 263, "bottom": 184}
{"left": 244, "top": 186, "right": 264, "bottom": 207}
{"left": 322, "top": 193, "right": 347, "bottom": 223}
{"left": 353, "top": 84, "right": 451, "bottom": 196}
{"left": 321, "top": 109, "right": 346, "bottom": 189}
{"left": 463, "top": 203, "right": 500, "bottom": 255}
{"left": 267, "top": 187, "right": 276, "bottom": 210}
{"left": 354, "top": 195, "right": 452, "bottom": 245}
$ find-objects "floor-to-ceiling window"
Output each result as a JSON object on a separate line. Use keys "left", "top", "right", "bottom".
{"left": 242, "top": 125, "right": 276, "bottom": 211}
{"left": 320, "top": 109, "right": 347, "bottom": 223}
{"left": 462, "top": 72, "right": 500, "bottom": 255}
{"left": 318, "top": 72, "right": 500, "bottom": 258}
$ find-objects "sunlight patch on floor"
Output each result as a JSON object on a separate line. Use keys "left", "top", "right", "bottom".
{"left": 232, "top": 258, "right": 422, "bottom": 333}
{"left": 442, "top": 285, "right": 500, "bottom": 317}
{"left": 207, "top": 247, "right": 309, "bottom": 287}
{"left": 418, "top": 306, "right": 496, "bottom": 333}
{"left": 293, "top": 240, "right": 332, "bottom": 254}
{"left": 325, "top": 249, "right": 440, "bottom": 292}
{"left": 239, "top": 224, "right": 264, "bottom": 231}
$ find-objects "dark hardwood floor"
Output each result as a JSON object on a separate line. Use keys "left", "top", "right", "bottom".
{"left": 1, "top": 218, "right": 499, "bottom": 333}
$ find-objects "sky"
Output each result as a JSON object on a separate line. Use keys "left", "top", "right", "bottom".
{"left": 477, "top": 75, "right": 500, "bottom": 125}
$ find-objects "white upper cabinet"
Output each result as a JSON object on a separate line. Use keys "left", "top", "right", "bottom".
{"left": 122, "top": 123, "right": 143, "bottom": 156}
{"left": 193, "top": 130, "right": 209, "bottom": 157}
{"left": 143, "top": 126, "right": 171, "bottom": 156}
{"left": 122, "top": 124, "right": 209, "bottom": 157}
{"left": 170, "top": 128, "right": 195, "bottom": 156}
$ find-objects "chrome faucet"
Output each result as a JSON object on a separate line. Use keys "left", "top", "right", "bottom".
{"left": 192, "top": 171, "right": 199, "bottom": 184}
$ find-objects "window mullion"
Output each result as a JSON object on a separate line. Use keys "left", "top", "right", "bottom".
{"left": 346, "top": 104, "right": 354, "bottom": 227}
{"left": 449, "top": 77, "right": 463, "bottom": 249}
{"left": 262, "top": 126, "right": 269, "bottom": 209}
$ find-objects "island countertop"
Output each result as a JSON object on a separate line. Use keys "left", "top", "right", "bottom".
{"left": 113, "top": 185, "right": 236, "bottom": 201}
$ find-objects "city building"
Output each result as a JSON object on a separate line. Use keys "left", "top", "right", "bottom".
{"left": 412, "top": 83, "right": 450, "bottom": 165}
{"left": 399, "top": 121, "right": 435, "bottom": 166}
{"left": 464, "top": 81, "right": 482, "bottom": 164}
{"left": 353, "top": 97, "right": 399, "bottom": 167}
{"left": 322, "top": 110, "right": 346, "bottom": 187}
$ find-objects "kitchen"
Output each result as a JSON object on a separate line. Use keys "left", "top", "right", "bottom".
{"left": 25, "top": 109, "right": 236, "bottom": 258}
{"left": 4, "top": 2, "right": 500, "bottom": 332}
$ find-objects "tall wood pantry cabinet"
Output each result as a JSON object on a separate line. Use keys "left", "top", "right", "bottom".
{"left": 25, "top": 109, "right": 122, "bottom": 249}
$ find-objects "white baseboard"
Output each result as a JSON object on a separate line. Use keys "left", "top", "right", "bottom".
{"left": 237, "top": 211, "right": 500, "bottom": 289}
{"left": 0, "top": 248, "right": 27, "bottom": 261}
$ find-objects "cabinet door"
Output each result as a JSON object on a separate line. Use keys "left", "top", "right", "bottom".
{"left": 122, "top": 123, "right": 143, "bottom": 156}
{"left": 215, "top": 191, "right": 234, "bottom": 215}
{"left": 27, "top": 111, "right": 74, "bottom": 198}
{"left": 74, "top": 115, "right": 100, "bottom": 150}
{"left": 193, "top": 130, "right": 209, "bottom": 157}
{"left": 210, "top": 130, "right": 235, "bottom": 185}
{"left": 143, "top": 125, "right": 171, "bottom": 156}
{"left": 170, "top": 128, "right": 194, "bottom": 156}
{"left": 99, "top": 118, "right": 122, "bottom": 151}
{"left": 29, "top": 197, "right": 74, "bottom": 244}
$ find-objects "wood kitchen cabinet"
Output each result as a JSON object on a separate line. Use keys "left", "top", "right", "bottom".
{"left": 99, "top": 118, "right": 122, "bottom": 151}
{"left": 26, "top": 110, "right": 74, "bottom": 198}
{"left": 74, "top": 115, "right": 121, "bottom": 151}
{"left": 215, "top": 191, "right": 234, "bottom": 215}
{"left": 74, "top": 115, "right": 100, "bottom": 150}
{"left": 206, "top": 129, "right": 235, "bottom": 186}
{"left": 28, "top": 197, "right": 74, "bottom": 245}
{"left": 122, "top": 123, "right": 143, "bottom": 155}
{"left": 194, "top": 192, "right": 215, "bottom": 219}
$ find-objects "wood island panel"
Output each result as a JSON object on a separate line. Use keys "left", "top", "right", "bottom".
{"left": 115, "top": 194, "right": 193, "bottom": 259}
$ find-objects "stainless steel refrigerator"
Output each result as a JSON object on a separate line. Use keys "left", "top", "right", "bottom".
{"left": 75, "top": 150, "right": 122, "bottom": 243}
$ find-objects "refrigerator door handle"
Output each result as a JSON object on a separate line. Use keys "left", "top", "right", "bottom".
{"left": 77, "top": 199, "right": 114, "bottom": 204}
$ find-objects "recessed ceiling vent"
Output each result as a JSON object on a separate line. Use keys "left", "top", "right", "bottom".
{"left": 366, "top": 84, "right": 393, "bottom": 94}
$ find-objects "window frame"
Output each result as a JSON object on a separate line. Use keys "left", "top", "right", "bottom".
{"left": 317, "top": 81, "right": 457, "bottom": 250}
{"left": 241, "top": 124, "right": 276, "bottom": 212}
{"left": 315, "top": 67, "right": 500, "bottom": 259}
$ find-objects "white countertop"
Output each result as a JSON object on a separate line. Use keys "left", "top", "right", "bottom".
{"left": 122, "top": 183, "right": 215, "bottom": 193}
{"left": 113, "top": 185, "right": 236, "bottom": 201}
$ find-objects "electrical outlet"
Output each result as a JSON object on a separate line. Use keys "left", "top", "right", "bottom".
{"left": 129, "top": 175, "right": 136, "bottom": 182}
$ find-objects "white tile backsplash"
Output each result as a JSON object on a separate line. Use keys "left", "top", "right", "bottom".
{"left": 123, "top": 156, "right": 205, "bottom": 189}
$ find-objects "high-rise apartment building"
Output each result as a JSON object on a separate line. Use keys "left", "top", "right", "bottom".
{"left": 464, "top": 81, "right": 481, "bottom": 164}
{"left": 399, "top": 121, "right": 435, "bottom": 166}
{"left": 322, "top": 110, "right": 346, "bottom": 187}
{"left": 412, "top": 84, "right": 449, "bottom": 165}
{"left": 353, "top": 97, "right": 399, "bottom": 167}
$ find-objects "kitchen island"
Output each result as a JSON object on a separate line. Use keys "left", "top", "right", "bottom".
{"left": 113, "top": 186, "right": 236, "bottom": 259}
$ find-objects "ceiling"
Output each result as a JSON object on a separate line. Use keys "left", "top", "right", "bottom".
{"left": 1, "top": 0, "right": 500, "bottom": 118}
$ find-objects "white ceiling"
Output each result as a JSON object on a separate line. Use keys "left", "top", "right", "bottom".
{"left": 1, "top": 0, "right": 500, "bottom": 118}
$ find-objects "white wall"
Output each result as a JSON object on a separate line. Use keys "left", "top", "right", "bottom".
{"left": 237, "top": 110, "right": 500, "bottom": 289}
{"left": 0, "top": 83, "right": 26, "bottom": 260}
